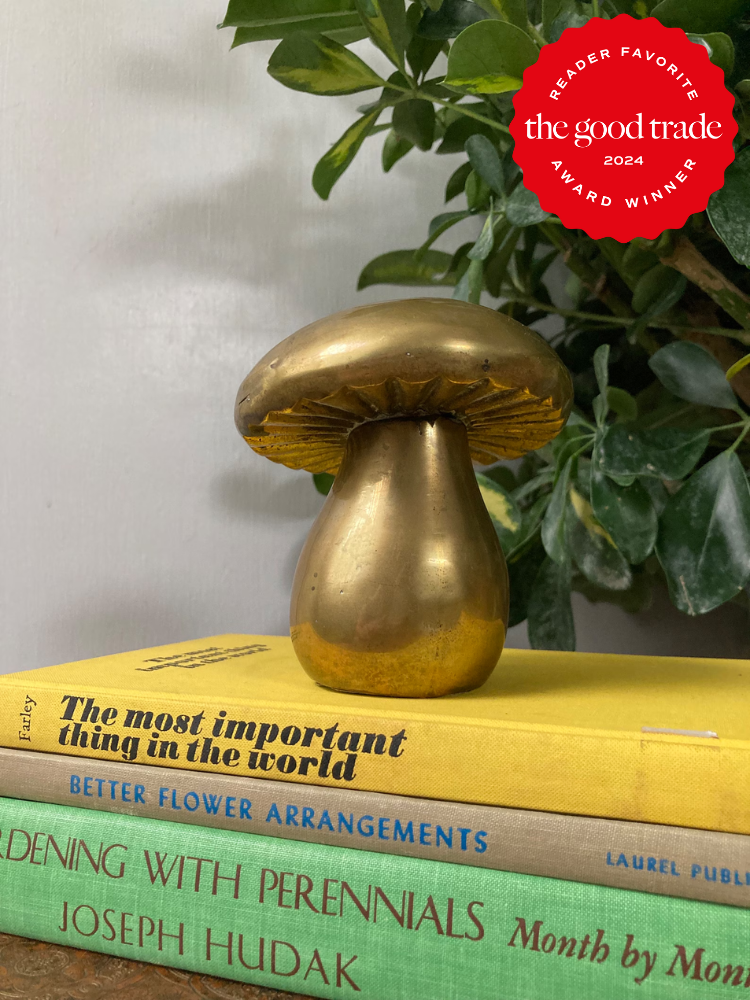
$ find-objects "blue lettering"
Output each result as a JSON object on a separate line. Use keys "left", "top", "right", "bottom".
{"left": 184, "top": 791, "right": 199, "bottom": 811}
{"left": 436, "top": 825, "right": 453, "bottom": 849}
{"left": 83, "top": 777, "right": 93, "bottom": 797}
{"left": 239, "top": 798, "right": 251, "bottom": 820}
{"left": 286, "top": 804, "right": 299, "bottom": 826}
{"left": 266, "top": 803, "right": 282, "bottom": 825}
{"left": 617, "top": 853, "right": 629, "bottom": 868}
{"left": 632, "top": 856, "right": 644, "bottom": 870}
{"left": 606, "top": 851, "right": 614, "bottom": 867}
{"left": 70, "top": 775, "right": 81, "bottom": 794}
{"left": 691, "top": 863, "right": 701, "bottom": 879}
{"left": 338, "top": 812, "right": 354, "bottom": 834}
{"left": 671, "top": 861, "right": 679, "bottom": 877}
{"left": 419, "top": 823, "right": 432, "bottom": 846}
{"left": 705, "top": 866, "right": 717, "bottom": 882}
{"left": 302, "top": 807, "right": 315, "bottom": 829}
{"left": 317, "top": 810, "right": 334, "bottom": 832}
{"left": 393, "top": 819, "right": 414, "bottom": 843}
{"left": 721, "top": 868, "right": 731, "bottom": 884}
{"left": 474, "top": 831, "right": 487, "bottom": 854}
{"left": 202, "top": 793, "right": 223, "bottom": 815}
{"left": 225, "top": 796, "right": 236, "bottom": 818}
{"left": 357, "top": 815, "right": 374, "bottom": 837}
{"left": 647, "top": 857, "right": 657, "bottom": 872}
{"left": 122, "top": 782, "right": 131, "bottom": 802}
{"left": 378, "top": 817, "right": 390, "bottom": 840}
{"left": 659, "top": 859, "right": 668, "bottom": 874}
{"left": 134, "top": 784, "right": 145, "bottom": 804}
{"left": 458, "top": 827, "right": 471, "bottom": 851}
{"left": 159, "top": 787, "right": 169, "bottom": 807}
{"left": 171, "top": 789, "right": 182, "bottom": 811}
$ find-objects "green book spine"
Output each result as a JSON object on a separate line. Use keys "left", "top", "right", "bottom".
{"left": 1, "top": 796, "right": 749, "bottom": 999}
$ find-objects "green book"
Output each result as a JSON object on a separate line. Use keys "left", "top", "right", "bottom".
{"left": 2, "top": 795, "right": 749, "bottom": 999}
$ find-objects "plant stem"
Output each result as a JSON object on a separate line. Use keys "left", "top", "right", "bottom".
{"left": 592, "top": 0, "right": 600, "bottom": 15}
{"left": 660, "top": 235, "right": 750, "bottom": 331}
{"left": 511, "top": 295, "right": 750, "bottom": 345}
{"left": 387, "top": 80, "right": 511, "bottom": 135}
{"left": 527, "top": 22, "right": 547, "bottom": 47}
{"left": 729, "top": 421, "right": 750, "bottom": 453}
{"left": 420, "top": 93, "right": 511, "bottom": 134}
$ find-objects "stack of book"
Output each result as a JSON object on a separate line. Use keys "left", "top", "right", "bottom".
{"left": 0, "top": 633, "right": 749, "bottom": 998}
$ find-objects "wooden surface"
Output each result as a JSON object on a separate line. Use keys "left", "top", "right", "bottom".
{"left": 0, "top": 934, "right": 314, "bottom": 999}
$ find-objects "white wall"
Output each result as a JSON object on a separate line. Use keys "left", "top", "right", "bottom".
{"left": 1, "top": 1, "right": 747, "bottom": 674}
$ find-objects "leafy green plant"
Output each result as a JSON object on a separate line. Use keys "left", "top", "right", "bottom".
{"left": 220, "top": 0, "right": 750, "bottom": 649}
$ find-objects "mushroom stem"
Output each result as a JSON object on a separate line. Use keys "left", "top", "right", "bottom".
{"left": 290, "top": 416, "right": 509, "bottom": 697}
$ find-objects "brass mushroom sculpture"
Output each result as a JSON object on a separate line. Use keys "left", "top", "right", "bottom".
{"left": 236, "top": 298, "right": 572, "bottom": 698}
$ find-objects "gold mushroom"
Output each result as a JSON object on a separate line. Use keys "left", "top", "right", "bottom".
{"left": 235, "top": 298, "right": 572, "bottom": 698}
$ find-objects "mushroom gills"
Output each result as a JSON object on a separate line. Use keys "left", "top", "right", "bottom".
{"left": 290, "top": 416, "right": 509, "bottom": 697}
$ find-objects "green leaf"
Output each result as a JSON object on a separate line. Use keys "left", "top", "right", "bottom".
{"left": 541, "top": 456, "right": 572, "bottom": 564}
{"left": 313, "top": 472, "right": 335, "bottom": 495}
{"left": 382, "top": 129, "right": 414, "bottom": 171}
{"left": 418, "top": 0, "right": 490, "bottom": 38}
{"left": 416, "top": 209, "right": 474, "bottom": 259}
{"left": 631, "top": 263, "right": 686, "bottom": 315}
{"left": 573, "top": 571, "right": 654, "bottom": 615}
{"left": 221, "top": 0, "right": 354, "bottom": 25}
{"left": 436, "top": 113, "right": 497, "bottom": 153}
{"left": 568, "top": 487, "right": 633, "bottom": 591}
{"left": 542, "top": 0, "right": 580, "bottom": 37}
{"left": 357, "top": 248, "right": 456, "bottom": 288}
{"left": 600, "top": 425, "right": 711, "bottom": 480}
{"left": 467, "top": 205, "right": 496, "bottom": 261}
{"left": 222, "top": 0, "right": 363, "bottom": 39}
{"left": 484, "top": 225, "right": 520, "bottom": 295}
{"left": 527, "top": 556, "right": 576, "bottom": 651}
{"left": 406, "top": 27, "right": 444, "bottom": 77}
{"left": 606, "top": 387, "right": 638, "bottom": 422}
{"left": 477, "top": 472, "right": 523, "bottom": 553}
{"left": 656, "top": 451, "right": 750, "bottom": 615}
{"left": 465, "top": 134, "right": 504, "bottom": 195}
{"left": 591, "top": 464, "right": 657, "bottom": 564}
{"left": 231, "top": 18, "right": 364, "bottom": 42}
{"left": 508, "top": 542, "right": 546, "bottom": 628}
{"left": 708, "top": 147, "right": 750, "bottom": 268}
{"left": 453, "top": 257, "right": 484, "bottom": 302}
{"left": 393, "top": 99, "right": 436, "bottom": 150}
{"left": 648, "top": 341, "right": 740, "bottom": 411}
{"left": 355, "top": 0, "right": 409, "bottom": 69}
{"left": 687, "top": 32, "right": 735, "bottom": 76}
{"left": 268, "top": 32, "right": 385, "bottom": 94}
{"left": 475, "top": 0, "right": 528, "bottom": 31}
{"left": 593, "top": 343, "right": 609, "bottom": 397}
{"left": 727, "top": 352, "right": 750, "bottom": 382}
{"left": 465, "top": 169, "right": 491, "bottom": 209}
{"left": 445, "top": 20, "right": 538, "bottom": 94}
{"left": 650, "top": 0, "right": 748, "bottom": 34}
{"left": 313, "top": 108, "right": 382, "bottom": 199}
{"left": 445, "top": 161, "right": 473, "bottom": 201}
{"left": 549, "top": 10, "right": 589, "bottom": 41}
{"left": 506, "top": 181, "right": 549, "bottom": 225}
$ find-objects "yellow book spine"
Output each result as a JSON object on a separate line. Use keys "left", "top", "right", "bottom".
{"left": 2, "top": 677, "right": 750, "bottom": 835}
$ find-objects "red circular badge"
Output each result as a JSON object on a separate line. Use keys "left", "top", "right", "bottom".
{"left": 510, "top": 15, "right": 737, "bottom": 241}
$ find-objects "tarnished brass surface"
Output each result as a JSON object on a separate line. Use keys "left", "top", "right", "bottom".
{"left": 236, "top": 297, "right": 572, "bottom": 696}
{"left": 290, "top": 417, "right": 508, "bottom": 697}
{"left": 236, "top": 298, "right": 572, "bottom": 474}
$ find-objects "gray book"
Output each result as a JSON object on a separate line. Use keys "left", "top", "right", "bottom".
{"left": 1, "top": 745, "right": 748, "bottom": 907}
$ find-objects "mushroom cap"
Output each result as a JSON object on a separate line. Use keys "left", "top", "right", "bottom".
{"left": 235, "top": 298, "right": 573, "bottom": 473}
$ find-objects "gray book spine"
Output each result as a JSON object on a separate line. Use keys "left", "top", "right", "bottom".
{"left": 1, "top": 746, "right": 749, "bottom": 907}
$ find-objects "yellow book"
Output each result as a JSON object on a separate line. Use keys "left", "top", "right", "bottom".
{"left": 1, "top": 634, "right": 748, "bottom": 834}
